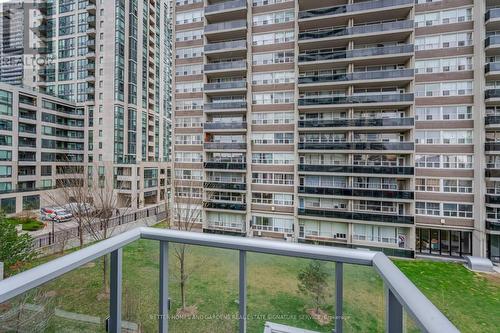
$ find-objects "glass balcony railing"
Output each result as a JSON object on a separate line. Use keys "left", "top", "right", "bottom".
{"left": 204, "top": 101, "right": 247, "bottom": 110}
{"left": 204, "top": 142, "right": 247, "bottom": 150}
{"left": 204, "top": 122, "right": 247, "bottom": 130}
{"left": 299, "top": 93, "right": 414, "bottom": 106}
{"left": 486, "top": 8, "right": 500, "bottom": 22}
{"left": 204, "top": 81, "right": 247, "bottom": 91}
{"left": 205, "top": 19, "right": 246, "bottom": 33}
{"left": 298, "top": 0, "right": 413, "bottom": 20}
{"left": 298, "top": 186, "right": 414, "bottom": 200}
{"left": 205, "top": 40, "right": 247, "bottom": 53}
{"left": 299, "top": 44, "right": 414, "bottom": 63}
{"left": 204, "top": 182, "right": 247, "bottom": 191}
{"left": 485, "top": 89, "right": 500, "bottom": 99}
{"left": 298, "top": 208, "right": 414, "bottom": 224}
{"left": 486, "top": 220, "right": 500, "bottom": 231}
{"left": 299, "top": 21, "right": 413, "bottom": 41}
{"left": 486, "top": 168, "right": 500, "bottom": 177}
{"left": 205, "top": 60, "right": 247, "bottom": 72}
{"left": 485, "top": 62, "right": 500, "bottom": 74}
{"left": 298, "top": 117, "right": 414, "bottom": 128}
{"left": 486, "top": 194, "right": 500, "bottom": 204}
{"left": 204, "top": 162, "right": 246, "bottom": 170}
{"left": 486, "top": 115, "right": 500, "bottom": 125}
{"left": 299, "top": 69, "right": 414, "bottom": 85}
{"left": 485, "top": 142, "right": 500, "bottom": 151}
{"left": 0, "top": 228, "right": 460, "bottom": 333}
{"left": 204, "top": 201, "right": 246, "bottom": 211}
{"left": 298, "top": 164, "right": 414, "bottom": 175}
{"left": 298, "top": 142, "right": 414, "bottom": 151}
{"left": 485, "top": 35, "right": 500, "bottom": 48}
{"left": 205, "top": 0, "right": 246, "bottom": 14}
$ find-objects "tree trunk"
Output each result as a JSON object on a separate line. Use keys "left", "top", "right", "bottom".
{"left": 103, "top": 255, "right": 109, "bottom": 294}
{"left": 180, "top": 254, "right": 186, "bottom": 309}
{"left": 78, "top": 223, "right": 84, "bottom": 248}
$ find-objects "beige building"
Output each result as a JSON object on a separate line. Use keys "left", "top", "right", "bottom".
{"left": 172, "top": 0, "right": 500, "bottom": 262}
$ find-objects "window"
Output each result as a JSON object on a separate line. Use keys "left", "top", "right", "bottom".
{"left": 176, "top": 10, "right": 203, "bottom": 24}
{"left": 415, "top": 32, "right": 472, "bottom": 51}
{"left": 0, "top": 89, "right": 12, "bottom": 116}
{"left": 415, "top": 57, "right": 472, "bottom": 74}
{"left": 252, "top": 173, "right": 294, "bottom": 185}
{"left": 415, "top": 202, "right": 440, "bottom": 216}
{"left": 416, "top": 178, "right": 440, "bottom": 192}
{"left": 252, "top": 192, "right": 293, "bottom": 206}
{"left": 252, "top": 31, "right": 294, "bottom": 46}
{"left": 443, "top": 203, "right": 473, "bottom": 218}
{"left": 415, "top": 8, "right": 472, "bottom": 27}
{"left": 176, "top": 47, "right": 203, "bottom": 59}
{"left": 175, "top": 29, "right": 203, "bottom": 42}
{"left": 251, "top": 215, "right": 294, "bottom": 233}
{"left": 253, "top": 91, "right": 294, "bottom": 104}
{"left": 253, "top": 50, "right": 294, "bottom": 65}
{"left": 252, "top": 132, "right": 294, "bottom": 144}
{"left": 0, "top": 197, "right": 16, "bottom": 214}
{"left": 253, "top": 11, "right": 294, "bottom": 26}
{"left": 415, "top": 81, "right": 473, "bottom": 97}
{"left": 252, "top": 112, "right": 294, "bottom": 125}
{"left": 252, "top": 153, "right": 294, "bottom": 164}
{"left": 443, "top": 179, "right": 473, "bottom": 193}
{"left": 23, "top": 195, "right": 40, "bottom": 210}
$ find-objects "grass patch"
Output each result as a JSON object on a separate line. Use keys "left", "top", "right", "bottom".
{"left": 6, "top": 216, "right": 44, "bottom": 231}
{"left": 3, "top": 230, "right": 500, "bottom": 333}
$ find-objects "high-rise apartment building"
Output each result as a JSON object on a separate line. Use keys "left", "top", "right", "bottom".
{"left": 0, "top": 0, "right": 174, "bottom": 214}
{"left": 0, "top": 1, "right": 27, "bottom": 86}
{"left": 172, "top": 0, "right": 499, "bottom": 262}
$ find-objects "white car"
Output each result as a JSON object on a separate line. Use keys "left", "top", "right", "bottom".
{"left": 63, "top": 202, "right": 96, "bottom": 216}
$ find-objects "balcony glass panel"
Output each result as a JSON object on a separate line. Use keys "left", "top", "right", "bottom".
{"left": 204, "top": 81, "right": 246, "bottom": 91}
{"left": 298, "top": 0, "right": 413, "bottom": 19}
{"left": 485, "top": 35, "right": 500, "bottom": 48}
{"left": 299, "top": 93, "right": 414, "bottom": 106}
{"left": 204, "top": 40, "right": 246, "bottom": 52}
{"left": 298, "top": 164, "right": 414, "bottom": 175}
{"left": 299, "top": 69, "right": 414, "bottom": 84}
{"left": 298, "top": 208, "right": 414, "bottom": 224}
{"left": 205, "top": 61, "right": 247, "bottom": 72}
{"left": 299, "top": 117, "right": 414, "bottom": 128}
{"left": 205, "top": 0, "right": 246, "bottom": 14}
{"left": 205, "top": 19, "right": 246, "bottom": 33}
{"left": 299, "top": 45, "right": 413, "bottom": 63}
{"left": 204, "top": 162, "right": 247, "bottom": 170}
{"left": 299, "top": 21, "right": 413, "bottom": 41}
{"left": 204, "top": 102, "right": 247, "bottom": 110}
{"left": 204, "top": 122, "right": 247, "bottom": 130}
{"left": 298, "top": 142, "right": 414, "bottom": 151}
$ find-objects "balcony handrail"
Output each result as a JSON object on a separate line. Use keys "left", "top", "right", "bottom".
{"left": 0, "top": 227, "right": 459, "bottom": 333}
{"left": 299, "top": 0, "right": 413, "bottom": 19}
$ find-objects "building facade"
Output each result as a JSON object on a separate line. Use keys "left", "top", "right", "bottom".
{"left": 0, "top": 83, "right": 171, "bottom": 214}
{"left": 0, "top": 0, "right": 174, "bottom": 215}
{"left": 172, "top": 0, "right": 500, "bottom": 262}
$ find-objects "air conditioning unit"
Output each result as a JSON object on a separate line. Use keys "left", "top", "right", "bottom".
{"left": 257, "top": 230, "right": 262, "bottom": 236}
{"left": 440, "top": 218, "right": 446, "bottom": 224}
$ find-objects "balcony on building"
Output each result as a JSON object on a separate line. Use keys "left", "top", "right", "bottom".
{"left": 298, "top": 116, "right": 414, "bottom": 129}
{"left": 298, "top": 0, "right": 413, "bottom": 22}
{"left": 485, "top": 35, "right": 500, "bottom": 55}
{"left": 204, "top": 219, "right": 246, "bottom": 235}
{"left": 204, "top": 132, "right": 247, "bottom": 151}
{"left": 204, "top": 80, "right": 247, "bottom": 94}
{"left": 486, "top": 8, "right": 500, "bottom": 29}
{"left": 298, "top": 141, "right": 414, "bottom": 151}
{"left": 204, "top": 161, "right": 246, "bottom": 170}
{"left": 204, "top": 40, "right": 247, "bottom": 57}
{"left": 298, "top": 186, "right": 413, "bottom": 200}
{"left": 205, "top": 19, "right": 247, "bottom": 40}
{"left": 0, "top": 227, "right": 460, "bottom": 333}
{"left": 205, "top": 0, "right": 247, "bottom": 22}
{"left": 204, "top": 181, "right": 246, "bottom": 191}
{"left": 298, "top": 20, "right": 413, "bottom": 50}
{"left": 204, "top": 60, "right": 247, "bottom": 75}
{"left": 299, "top": 68, "right": 414, "bottom": 89}
{"left": 298, "top": 44, "right": 414, "bottom": 68}
{"left": 204, "top": 100, "right": 247, "bottom": 113}
{"left": 485, "top": 89, "right": 500, "bottom": 103}
{"left": 485, "top": 63, "right": 500, "bottom": 80}
{"left": 298, "top": 93, "right": 414, "bottom": 110}
{"left": 204, "top": 201, "right": 246, "bottom": 211}
{"left": 298, "top": 207, "right": 414, "bottom": 224}
{"left": 298, "top": 163, "right": 414, "bottom": 175}
{"left": 204, "top": 121, "right": 247, "bottom": 132}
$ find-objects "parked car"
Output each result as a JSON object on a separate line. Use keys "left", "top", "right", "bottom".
{"left": 40, "top": 207, "right": 73, "bottom": 222}
{"left": 62, "top": 202, "right": 96, "bottom": 216}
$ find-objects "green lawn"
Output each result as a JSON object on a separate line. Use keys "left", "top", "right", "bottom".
{"left": 2, "top": 230, "right": 499, "bottom": 333}
{"left": 6, "top": 216, "right": 44, "bottom": 231}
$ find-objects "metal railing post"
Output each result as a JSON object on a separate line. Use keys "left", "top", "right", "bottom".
{"left": 386, "top": 287, "right": 403, "bottom": 333}
{"left": 109, "top": 249, "right": 122, "bottom": 333}
{"left": 159, "top": 241, "right": 169, "bottom": 333}
{"left": 239, "top": 250, "right": 247, "bottom": 333}
{"left": 335, "top": 262, "right": 343, "bottom": 333}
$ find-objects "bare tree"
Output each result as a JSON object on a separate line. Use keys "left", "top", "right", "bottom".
{"left": 46, "top": 166, "right": 136, "bottom": 295}
{"left": 170, "top": 179, "right": 214, "bottom": 313}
